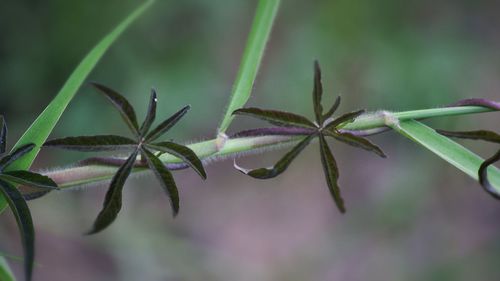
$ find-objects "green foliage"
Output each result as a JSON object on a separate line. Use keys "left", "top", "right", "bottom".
{"left": 0, "top": 257, "right": 15, "bottom": 281}
{"left": 45, "top": 84, "right": 206, "bottom": 234}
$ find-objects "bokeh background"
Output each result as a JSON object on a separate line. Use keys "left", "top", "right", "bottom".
{"left": 1, "top": 0, "right": 499, "bottom": 280}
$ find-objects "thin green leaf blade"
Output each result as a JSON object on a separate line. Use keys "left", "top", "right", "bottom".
{"left": 234, "top": 134, "right": 315, "bottom": 179}
{"left": 0, "top": 116, "right": 6, "bottom": 155}
{"left": 324, "top": 130, "right": 386, "bottom": 158}
{"left": 44, "top": 135, "right": 137, "bottom": 152}
{"left": 139, "top": 89, "right": 157, "bottom": 136}
{"left": 0, "top": 179, "right": 35, "bottom": 281}
{"left": 312, "top": 60, "right": 324, "bottom": 124}
{"left": 233, "top": 108, "right": 316, "bottom": 128}
{"left": 391, "top": 119, "right": 500, "bottom": 191}
{"left": 325, "top": 109, "right": 365, "bottom": 130}
{"left": 318, "top": 134, "right": 345, "bottom": 213}
{"left": 436, "top": 129, "right": 500, "bottom": 144}
{"left": 147, "top": 142, "right": 206, "bottom": 179}
{"left": 0, "top": 171, "right": 57, "bottom": 190}
{"left": 91, "top": 82, "right": 140, "bottom": 135}
{"left": 323, "top": 96, "right": 341, "bottom": 122}
{"left": 145, "top": 105, "right": 190, "bottom": 142}
{"left": 0, "top": 257, "right": 15, "bottom": 281}
{"left": 218, "top": 0, "right": 281, "bottom": 134}
{"left": 142, "top": 148, "right": 179, "bottom": 216}
{"left": 87, "top": 149, "right": 138, "bottom": 235}
{"left": 0, "top": 144, "right": 35, "bottom": 170}
{"left": 479, "top": 150, "right": 500, "bottom": 199}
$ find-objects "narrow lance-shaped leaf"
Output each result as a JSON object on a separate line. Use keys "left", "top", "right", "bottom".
{"left": 0, "top": 116, "right": 6, "bottom": 155}
{"left": 142, "top": 148, "right": 180, "bottom": 215}
{"left": 313, "top": 60, "right": 324, "bottom": 124}
{"left": 147, "top": 142, "right": 206, "bottom": 179}
{"left": 0, "top": 256, "right": 15, "bottom": 281}
{"left": 145, "top": 105, "right": 190, "bottom": 142}
{"left": 0, "top": 171, "right": 58, "bottom": 190}
{"left": 91, "top": 82, "right": 140, "bottom": 135}
{"left": 234, "top": 134, "right": 315, "bottom": 179}
{"left": 0, "top": 144, "right": 35, "bottom": 170}
{"left": 479, "top": 150, "right": 500, "bottom": 199}
{"left": 139, "top": 89, "right": 157, "bottom": 136}
{"left": 322, "top": 96, "right": 341, "bottom": 122}
{"left": 44, "top": 135, "right": 137, "bottom": 152}
{"left": 446, "top": 98, "right": 500, "bottom": 110}
{"left": 233, "top": 108, "right": 316, "bottom": 128}
{"left": 436, "top": 129, "right": 500, "bottom": 143}
{"left": 87, "top": 149, "right": 139, "bottom": 235}
{"left": 323, "top": 130, "right": 386, "bottom": 158}
{"left": 231, "top": 127, "right": 316, "bottom": 138}
{"left": 0, "top": 179, "right": 35, "bottom": 281}
{"left": 324, "top": 109, "right": 365, "bottom": 130}
{"left": 318, "top": 134, "right": 345, "bottom": 213}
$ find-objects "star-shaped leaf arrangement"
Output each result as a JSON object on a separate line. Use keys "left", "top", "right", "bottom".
{"left": 232, "top": 61, "right": 386, "bottom": 213}
{"left": 437, "top": 128, "right": 500, "bottom": 199}
{"left": 44, "top": 83, "right": 206, "bottom": 234}
{"left": 0, "top": 116, "right": 58, "bottom": 281}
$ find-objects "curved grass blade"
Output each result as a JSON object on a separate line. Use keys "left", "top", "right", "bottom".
{"left": 390, "top": 119, "right": 500, "bottom": 191}
{"left": 145, "top": 105, "right": 190, "bottom": 142}
{"left": 436, "top": 129, "right": 500, "bottom": 143}
{"left": 233, "top": 108, "right": 316, "bottom": 128}
{"left": 142, "top": 148, "right": 179, "bottom": 216}
{"left": 313, "top": 60, "right": 324, "bottom": 124}
{"left": 218, "top": 0, "right": 281, "bottom": 134}
{"left": 44, "top": 135, "right": 137, "bottom": 152}
{"left": 323, "top": 130, "right": 386, "bottom": 158}
{"left": 0, "top": 179, "right": 34, "bottom": 281}
{"left": 318, "top": 134, "right": 345, "bottom": 213}
{"left": 479, "top": 150, "right": 500, "bottom": 199}
{"left": 323, "top": 96, "right": 341, "bottom": 122}
{"left": 447, "top": 98, "right": 500, "bottom": 110}
{"left": 0, "top": 257, "right": 15, "bottom": 281}
{"left": 87, "top": 149, "right": 139, "bottom": 235}
{"left": 324, "top": 109, "right": 365, "bottom": 130}
{"left": 234, "top": 134, "right": 315, "bottom": 179}
{"left": 147, "top": 142, "right": 206, "bottom": 179}
{"left": 139, "top": 89, "right": 157, "bottom": 136}
{"left": 91, "top": 82, "right": 139, "bottom": 135}
{"left": 0, "top": 144, "right": 35, "bottom": 170}
{"left": 231, "top": 127, "right": 315, "bottom": 138}
{"left": 0, "top": 171, "right": 57, "bottom": 190}
{"left": 0, "top": 116, "right": 6, "bottom": 155}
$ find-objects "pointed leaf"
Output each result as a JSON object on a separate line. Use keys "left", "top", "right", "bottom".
{"left": 0, "top": 256, "right": 15, "bottom": 281}
{"left": 323, "top": 130, "right": 386, "bottom": 158}
{"left": 312, "top": 60, "right": 324, "bottom": 124}
{"left": 0, "top": 170, "right": 58, "bottom": 190}
{"left": 324, "top": 109, "right": 365, "bottom": 130}
{"left": 234, "top": 134, "right": 315, "bottom": 179}
{"left": 318, "top": 134, "right": 345, "bottom": 213}
{"left": 91, "top": 82, "right": 140, "bottom": 135}
{"left": 479, "top": 150, "right": 500, "bottom": 199}
{"left": 322, "top": 96, "right": 341, "bottom": 122}
{"left": 142, "top": 148, "right": 180, "bottom": 215}
{"left": 87, "top": 149, "right": 138, "bottom": 235}
{"left": 146, "top": 142, "right": 206, "bottom": 179}
{"left": 139, "top": 89, "right": 157, "bottom": 136}
{"left": 0, "top": 179, "right": 35, "bottom": 281}
{"left": 145, "top": 105, "right": 190, "bottom": 142}
{"left": 0, "top": 144, "right": 35, "bottom": 170}
{"left": 44, "top": 135, "right": 137, "bottom": 152}
{"left": 447, "top": 98, "right": 500, "bottom": 110}
{"left": 233, "top": 108, "right": 316, "bottom": 129}
{"left": 231, "top": 127, "right": 315, "bottom": 138}
{"left": 436, "top": 129, "right": 500, "bottom": 144}
{"left": 0, "top": 116, "right": 6, "bottom": 155}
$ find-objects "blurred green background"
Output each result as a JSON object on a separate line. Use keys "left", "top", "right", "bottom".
{"left": 1, "top": 0, "right": 499, "bottom": 280}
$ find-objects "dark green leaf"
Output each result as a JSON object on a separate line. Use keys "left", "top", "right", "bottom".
{"left": 44, "top": 135, "right": 137, "bottom": 152}
{"left": 313, "top": 60, "right": 324, "bottom": 124}
{"left": 0, "top": 116, "right": 6, "bottom": 155}
{"left": 324, "top": 109, "right": 365, "bottom": 130}
{"left": 0, "top": 170, "right": 58, "bottom": 190}
{"left": 322, "top": 96, "right": 341, "bottom": 122}
{"left": 233, "top": 108, "right": 316, "bottom": 129}
{"left": 318, "top": 134, "right": 345, "bottom": 213}
{"left": 145, "top": 105, "right": 190, "bottom": 142}
{"left": 436, "top": 129, "right": 500, "bottom": 144}
{"left": 0, "top": 144, "right": 35, "bottom": 170}
{"left": 139, "top": 89, "right": 157, "bottom": 136}
{"left": 323, "top": 130, "right": 386, "bottom": 158}
{"left": 0, "top": 179, "right": 34, "bottom": 281}
{"left": 479, "top": 150, "right": 500, "bottom": 199}
{"left": 234, "top": 134, "right": 315, "bottom": 179}
{"left": 87, "top": 149, "right": 139, "bottom": 235}
{"left": 231, "top": 127, "right": 315, "bottom": 138}
{"left": 91, "top": 82, "right": 140, "bottom": 136}
{"left": 147, "top": 142, "right": 206, "bottom": 179}
{"left": 142, "top": 148, "right": 179, "bottom": 216}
